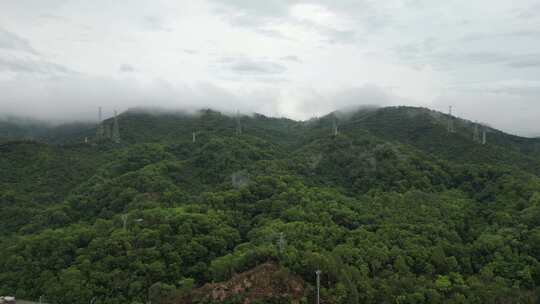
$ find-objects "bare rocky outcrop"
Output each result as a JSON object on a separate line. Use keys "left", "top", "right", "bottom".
{"left": 177, "top": 263, "right": 305, "bottom": 304}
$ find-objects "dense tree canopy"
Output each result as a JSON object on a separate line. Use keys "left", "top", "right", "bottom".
{"left": 1, "top": 107, "right": 540, "bottom": 303}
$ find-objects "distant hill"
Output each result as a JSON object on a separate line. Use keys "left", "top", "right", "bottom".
{"left": 0, "top": 116, "right": 95, "bottom": 144}
{"left": 318, "top": 106, "right": 540, "bottom": 174}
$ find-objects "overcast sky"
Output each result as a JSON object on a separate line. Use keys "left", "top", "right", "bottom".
{"left": 0, "top": 0, "right": 539, "bottom": 135}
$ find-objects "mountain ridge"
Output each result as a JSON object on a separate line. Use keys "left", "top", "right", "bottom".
{"left": 2, "top": 105, "right": 540, "bottom": 143}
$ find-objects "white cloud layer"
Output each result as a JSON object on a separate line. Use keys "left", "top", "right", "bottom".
{"left": 0, "top": 0, "right": 539, "bottom": 135}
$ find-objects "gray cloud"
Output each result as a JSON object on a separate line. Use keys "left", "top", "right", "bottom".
{"left": 217, "top": 56, "right": 287, "bottom": 75}
{"left": 516, "top": 3, "right": 540, "bottom": 19}
{"left": 0, "top": 69, "right": 398, "bottom": 124}
{"left": 1, "top": 0, "right": 540, "bottom": 137}
{"left": 491, "top": 86, "right": 540, "bottom": 97}
{"left": 290, "top": 84, "right": 403, "bottom": 119}
{"left": 210, "top": 0, "right": 392, "bottom": 27}
{"left": 38, "top": 14, "right": 69, "bottom": 22}
{"left": 453, "top": 81, "right": 540, "bottom": 98}
{"left": 435, "top": 52, "right": 540, "bottom": 70}
{"left": 182, "top": 49, "right": 198, "bottom": 55}
{"left": 142, "top": 16, "right": 173, "bottom": 32}
{"left": 0, "top": 26, "right": 78, "bottom": 76}
{"left": 254, "top": 28, "right": 290, "bottom": 40}
{"left": 230, "top": 61, "right": 286, "bottom": 75}
{"left": 315, "top": 26, "right": 360, "bottom": 44}
{"left": 395, "top": 41, "right": 540, "bottom": 71}
{"left": 507, "top": 57, "right": 540, "bottom": 69}
{"left": 209, "top": 0, "right": 390, "bottom": 44}
{"left": 119, "top": 64, "right": 136, "bottom": 73}
{"left": 280, "top": 55, "right": 301, "bottom": 62}
{"left": 0, "top": 28, "right": 37, "bottom": 54}
{"left": 434, "top": 88, "right": 540, "bottom": 136}
{"left": 442, "top": 52, "right": 511, "bottom": 66}
{"left": 0, "top": 55, "right": 75, "bottom": 75}
{"left": 461, "top": 30, "right": 540, "bottom": 43}
{"left": 0, "top": 75, "right": 250, "bottom": 122}
{"left": 210, "top": 0, "right": 290, "bottom": 20}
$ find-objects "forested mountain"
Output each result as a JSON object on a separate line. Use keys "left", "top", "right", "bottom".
{"left": 325, "top": 107, "right": 540, "bottom": 174}
{"left": 1, "top": 106, "right": 540, "bottom": 304}
{"left": 0, "top": 117, "right": 95, "bottom": 144}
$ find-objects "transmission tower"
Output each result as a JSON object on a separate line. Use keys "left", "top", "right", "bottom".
{"left": 192, "top": 132, "right": 197, "bottom": 143}
{"left": 104, "top": 122, "right": 111, "bottom": 139}
{"left": 96, "top": 107, "right": 104, "bottom": 141}
{"left": 121, "top": 214, "right": 128, "bottom": 231}
{"left": 112, "top": 110, "right": 120, "bottom": 143}
{"left": 473, "top": 122, "right": 480, "bottom": 142}
{"left": 236, "top": 111, "right": 242, "bottom": 136}
{"left": 482, "top": 126, "right": 487, "bottom": 145}
{"left": 332, "top": 116, "right": 339, "bottom": 136}
{"left": 447, "top": 106, "right": 455, "bottom": 133}
{"left": 277, "top": 232, "right": 286, "bottom": 255}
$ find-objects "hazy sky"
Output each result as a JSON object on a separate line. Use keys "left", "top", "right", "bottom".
{"left": 0, "top": 0, "right": 539, "bottom": 135}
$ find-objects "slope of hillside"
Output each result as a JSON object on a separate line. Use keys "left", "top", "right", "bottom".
{"left": 97, "top": 109, "right": 302, "bottom": 148}
{"left": 322, "top": 106, "right": 540, "bottom": 174}
{"left": 0, "top": 141, "right": 110, "bottom": 235}
{"left": 0, "top": 118, "right": 95, "bottom": 144}
{"left": 1, "top": 107, "right": 540, "bottom": 304}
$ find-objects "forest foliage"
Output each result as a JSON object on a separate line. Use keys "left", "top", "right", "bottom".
{"left": 1, "top": 107, "right": 540, "bottom": 303}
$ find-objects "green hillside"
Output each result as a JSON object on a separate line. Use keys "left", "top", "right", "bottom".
{"left": 331, "top": 106, "right": 540, "bottom": 173}
{"left": 1, "top": 107, "right": 540, "bottom": 304}
{"left": 0, "top": 118, "right": 95, "bottom": 144}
